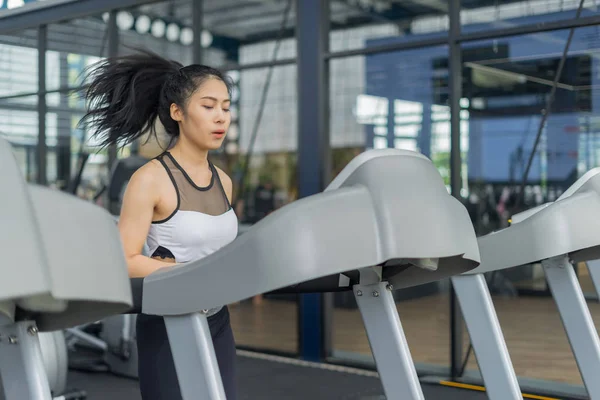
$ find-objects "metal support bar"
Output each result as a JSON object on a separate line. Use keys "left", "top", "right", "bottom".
{"left": 353, "top": 282, "right": 424, "bottom": 400}
{"left": 193, "top": 0, "right": 204, "bottom": 65}
{"left": 448, "top": 0, "right": 463, "bottom": 379}
{"left": 296, "top": 0, "right": 330, "bottom": 362}
{"left": 543, "top": 255, "right": 600, "bottom": 398}
{"left": 585, "top": 260, "right": 600, "bottom": 299}
{"left": 451, "top": 274, "right": 521, "bottom": 400}
{"left": 220, "top": 57, "right": 296, "bottom": 72}
{"left": 37, "top": 24, "right": 47, "bottom": 186}
{"left": 0, "top": 321, "right": 52, "bottom": 400}
{"left": 459, "top": 13, "right": 600, "bottom": 43}
{"left": 0, "top": 86, "right": 88, "bottom": 102}
{"left": 64, "top": 327, "right": 108, "bottom": 352}
{"left": 164, "top": 312, "right": 226, "bottom": 400}
{"left": 326, "top": 36, "right": 448, "bottom": 59}
{"left": 57, "top": 51, "right": 72, "bottom": 187}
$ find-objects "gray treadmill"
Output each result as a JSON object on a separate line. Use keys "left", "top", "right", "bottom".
{"left": 134, "top": 148, "right": 481, "bottom": 400}
{"left": 451, "top": 168, "right": 600, "bottom": 400}
{"left": 561, "top": 169, "right": 600, "bottom": 302}
{"left": 0, "top": 138, "right": 133, "bottom": 400}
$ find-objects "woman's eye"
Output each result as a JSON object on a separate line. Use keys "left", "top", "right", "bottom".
{"left": 203, "top": 106, "right": 214, "bottom": 110}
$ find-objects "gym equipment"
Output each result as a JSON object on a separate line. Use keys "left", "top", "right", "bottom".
{"left": 106, "top": 155, "right": 148, "bottom": 215}
{"left": 38, "top": 331, "right": 68, "bottom": 396}
{"left": 585, "top": 258, "right": 600, "bottom": 299}
{"left": 99, "top": 155, "right": 147, "bottom": 379}
{"left": 131, "top": 148, "right": 480, "bottom": 400}
{"left": 99, "top": 314, "right": 138, "bottom": 379}
{"left": 100, "top": 219, "right": 251, "bottom": 380}
{"left": 451, "top": 167, "right": 600, "bottom": 400}
{"left": 0, "top": 137, "right": 133, "bottom": 400}
{"left": 64, "top": 154, "right": 147, "bottom": 378}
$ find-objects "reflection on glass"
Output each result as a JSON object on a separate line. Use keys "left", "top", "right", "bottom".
{"left": 459, "top": 25, "right": 600, "bottom": 385}
{"left": 329, "top": 17, "right": 600, "bottom": 385}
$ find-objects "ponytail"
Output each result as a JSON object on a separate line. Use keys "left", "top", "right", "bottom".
{"left": 79, "top": 49, "right": 181, "bottom": 149}
{"left": 79, "top": 48, "right": 233, "bottom": 150}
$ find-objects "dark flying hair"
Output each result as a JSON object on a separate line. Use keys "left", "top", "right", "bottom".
{"left": 79, "top": 49, "right": 233, "bottom": 149}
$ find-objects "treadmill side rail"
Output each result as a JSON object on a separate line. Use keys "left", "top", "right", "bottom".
{"left": 164, "top": 312, "right": 226, "bottom": 400}
{"left": 585, "top": 259, "right": 600, "bottom": 299}
{"left": 354, "top": 281, "right": 424, "bottom": 400}
{"left": 451, "top": 274, "right": 521, "bottom": 400}
{"left": 468, "top": 191, "right": 600, "bottom": 275}
{"left": 0, "top": 320, "right": 52, "bottom": 400}
{"left": 543, "top": 255, "right": 600, "bottom": 399}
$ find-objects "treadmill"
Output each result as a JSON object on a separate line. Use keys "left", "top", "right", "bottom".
{"left": 1, "top": 138, "right": 481, "bottom": 400}
{"left": 132, "top": 148, "right": 481, "bottom": 400}
{"left": 0, "top": 138, "right": 133, "bottom": 400}
{"left": 452, "top": 167, "right": 600, "bottom": 400}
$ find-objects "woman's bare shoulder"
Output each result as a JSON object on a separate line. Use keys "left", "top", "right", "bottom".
{"left": 126, "top": 159, "right": 167, "bottom": 194}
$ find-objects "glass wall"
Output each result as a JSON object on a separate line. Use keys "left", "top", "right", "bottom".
{"left": 324, "top": 0, "right": 600, "bottom": 390}
{"left": 458, "top": 24, "right": 600, "bottom": 385}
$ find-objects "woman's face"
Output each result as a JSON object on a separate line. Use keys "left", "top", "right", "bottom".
{"left": 171, "top": 78, "right": 231, "bottom": 151}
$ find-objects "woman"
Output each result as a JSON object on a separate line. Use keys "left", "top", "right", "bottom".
{"left": 80, "top": 49, "right": 239, "bottom": 399}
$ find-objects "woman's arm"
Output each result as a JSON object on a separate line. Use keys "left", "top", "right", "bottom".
{"left": 118, "top": 163, "right": 176, "bottom": 278}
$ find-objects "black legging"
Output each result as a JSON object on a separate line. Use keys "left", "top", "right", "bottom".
{"left": 136, "top": 306, "right": 237, "bottom": 399}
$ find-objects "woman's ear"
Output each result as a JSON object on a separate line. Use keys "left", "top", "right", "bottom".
{"left": 170, "top": 103, "right": 184, "bottom": 122}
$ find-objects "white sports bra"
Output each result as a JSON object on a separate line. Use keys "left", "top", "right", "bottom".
{"left": 145, "top": 152, "right": 238, "bottom": 315}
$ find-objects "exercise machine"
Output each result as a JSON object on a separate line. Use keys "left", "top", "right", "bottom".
{"left": 0, "top": 137, "right": 133, "bottom": 400}
{"left": 105, "top": 154, "right": 148, "bottom": 215}
{"left": 451, "top": 167, "right": 600, "bottom": 400}
{"left": 131, "top": 148, "right": 481, "bottom": 400}
{"left": 63, "top": 154, "right": 148, "bottom": 378}
{"left": 2, "top": 139, "right": 481, "bottom": 399}
{"left": 38, "top": 330, "right": 69, "bottom": 396}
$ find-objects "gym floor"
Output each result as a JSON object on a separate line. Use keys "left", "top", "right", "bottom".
{"left": 66, "top": 350, "right": 484, "bottom": 399}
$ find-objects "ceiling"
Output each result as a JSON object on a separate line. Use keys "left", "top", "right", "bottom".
{"left": 133, "top": 0, "right": 525, "bottom": 44}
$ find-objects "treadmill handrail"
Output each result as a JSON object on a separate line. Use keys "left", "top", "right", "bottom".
{"left": 325, "top": 148, "right": 430, "bottom": 192}
{"left": 558, "top": 167, "right": 600, "bottom": 201}
{"left": 141, "top": 149, "right": 481, "bottom": 315}
{"left": 142, "top": 186, "right": 381, "bottom": 315}
{"left": 0, "top": 139, "right": 53, "bottom": 304}
{"left": 511, "top": 168, "right": 600, "bottom": 225}
{"left": 466, "top": 191, "right": 600, "bottom": 275}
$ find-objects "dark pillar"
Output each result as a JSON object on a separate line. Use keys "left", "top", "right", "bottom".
{"left": 37, "top": 24, "right": 47, "bottom": 186}
{"left": 107, "top": 10, "right": 119, "bottom": 170}
{"left": 193, "top": 0, "right": 204, "bottom": 65}
{"left": 296, "top": 0, "right": 330, "bottom": 362}
{"left": 448, "top": 0, "right": 464, "bottom": 379}
{"left": 57, "top": 52, "right": 71, "bottom": 189}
